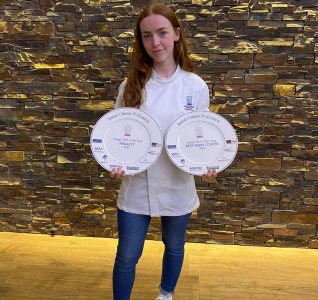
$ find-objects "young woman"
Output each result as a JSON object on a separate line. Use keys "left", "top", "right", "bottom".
{"left": 111, "top": 3, "right": 216, "bottom": 300}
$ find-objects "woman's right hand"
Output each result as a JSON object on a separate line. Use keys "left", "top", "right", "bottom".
{"left": 110, "top": 167, "right": 125, "bottom": 179}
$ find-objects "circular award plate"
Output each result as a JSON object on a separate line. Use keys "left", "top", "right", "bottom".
{"left": 90, "top": 108, "right": 163, "bottom": 175}
{"left": 165, "top": 111, "right": 238, "bottom": 175}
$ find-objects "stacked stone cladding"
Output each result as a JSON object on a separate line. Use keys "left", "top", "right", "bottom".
{"left": 0, "top": 0, "right": 317, "bottom": 248}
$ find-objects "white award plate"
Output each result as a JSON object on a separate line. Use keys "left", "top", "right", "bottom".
{"left": 165, "top": 111, "right": 238, "bottom": 175}
{"left": 90, "top": 108, "right": 162, "bottom": 175}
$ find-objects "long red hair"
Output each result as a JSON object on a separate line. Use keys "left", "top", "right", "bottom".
{"left": 122, "top": 3, "right": 194, "bottom": 107}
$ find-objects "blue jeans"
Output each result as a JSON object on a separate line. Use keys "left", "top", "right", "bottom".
{"left": 112, "top": 208, "right": 192, "bottom": 300}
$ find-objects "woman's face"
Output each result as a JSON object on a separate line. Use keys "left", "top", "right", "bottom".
{"left": 140, "top": 14, "right": 180, "bottom": 69}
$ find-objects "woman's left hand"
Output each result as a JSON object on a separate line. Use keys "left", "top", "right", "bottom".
{"left": 202, "top": 169, "right": 217, "bottom": 179}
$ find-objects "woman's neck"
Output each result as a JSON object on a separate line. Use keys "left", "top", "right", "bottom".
{"left": 152, "top": 61, "right": 178, "bottom": 78}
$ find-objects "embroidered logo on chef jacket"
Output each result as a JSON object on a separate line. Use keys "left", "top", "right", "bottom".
{"left": 184, "top": 96, "right": 194, "bottom": 110}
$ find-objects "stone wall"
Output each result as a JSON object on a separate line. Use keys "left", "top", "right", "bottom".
{"left": 0, "top": 0, "right": 317, "bottom": 248}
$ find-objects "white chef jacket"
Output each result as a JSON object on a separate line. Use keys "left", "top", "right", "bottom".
{"left": 114, "top": 65, "right": 210, "bottom": 216}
